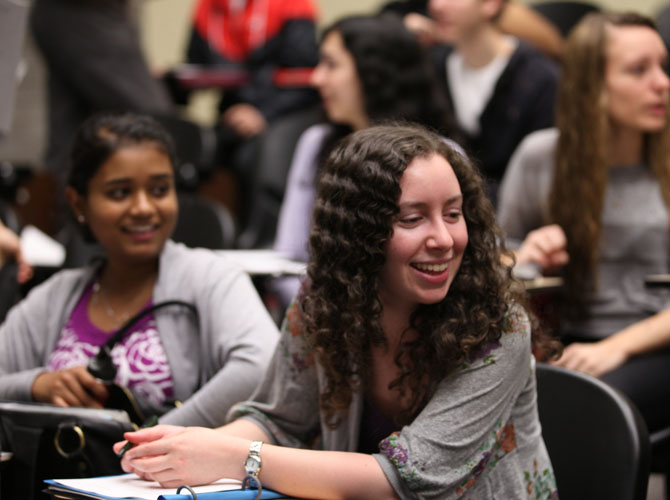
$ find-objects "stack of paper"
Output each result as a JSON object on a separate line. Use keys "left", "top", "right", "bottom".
{"left": 44, "top": 474, "right": 286, "bottom": 499}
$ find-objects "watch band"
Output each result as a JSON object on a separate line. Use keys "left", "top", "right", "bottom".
{"left": 243, "top": 440, "right": 263, "bottom": 487}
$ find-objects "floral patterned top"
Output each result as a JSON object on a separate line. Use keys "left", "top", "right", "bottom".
{"left": 47, "top": 281, "right": 174, "bottom": 407}
{"left": 228, "top": 302, "right": 558, "bottom": 499}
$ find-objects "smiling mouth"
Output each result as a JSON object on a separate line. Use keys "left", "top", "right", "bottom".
{"left": 123, "top": 224, "right": 157, "bottom": 234}
{"left": 411, "top": 262, "right": 449, "bottom": 274}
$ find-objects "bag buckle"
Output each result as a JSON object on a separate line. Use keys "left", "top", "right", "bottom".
{"left": 54, "top": 423, "right": 85, "bottom": 459}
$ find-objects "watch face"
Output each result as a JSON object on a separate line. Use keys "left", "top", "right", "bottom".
{"left": 245, "top": 455, "right": 261, "bottom": 475}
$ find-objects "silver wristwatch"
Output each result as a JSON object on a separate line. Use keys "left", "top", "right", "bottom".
{"left": 243, "top": 440, "right": 263, "bottom": 487}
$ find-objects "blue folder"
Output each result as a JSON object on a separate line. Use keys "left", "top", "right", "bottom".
{"left": 159, "top": 490, "right": 285, "bottom": 499}
{"left": 43, "top": 478, "right": 286, "bottom": 500}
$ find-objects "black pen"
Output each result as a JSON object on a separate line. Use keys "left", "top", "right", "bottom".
{"left": 116, "top": 414, "right": 159, "bottom": 458}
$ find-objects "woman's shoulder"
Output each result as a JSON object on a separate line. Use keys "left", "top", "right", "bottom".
{"left": 29, "top": 264, "right": 93, "bottom": 295}
{"left": 5, "top": 264, "right": 94, "bottom": 319}
{"left": 502, "top": 303, "right": 532, "bottom": 339}
{"left": 516, "top": 128, "right": 558, "bottom": 158}
{"left": 506, "top": 128, "right": 558, "bottom": 176}
{"left": 159, "top": 241, "right": 245, "bottom": 281}
{"left": 461, "top": 305, "right": 531, "bottom": 370}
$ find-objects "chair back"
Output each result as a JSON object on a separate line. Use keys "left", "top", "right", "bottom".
{"left": 236, "top": 105, "right": 322, "bottom": 249}
{"left": 650, "top": 426, "right": 670, "bottom": 499}
{"left": 152, "top": 114, "right": 217, "bottom": 191}
{"left": 172, "top": 193, "right": 235, "bottom": 250}
{"left": 535, "top": 363, "right": 650, "bottom": 500}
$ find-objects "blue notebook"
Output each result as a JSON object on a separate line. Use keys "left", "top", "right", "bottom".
{"left": 44, "top": 474, "right": 286, "bottom": 499}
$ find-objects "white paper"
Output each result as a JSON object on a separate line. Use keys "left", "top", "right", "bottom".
{"left": 51, "top": 474, "right": 242, "bottom": 500}
{"left": 218, "top": 250, "right": 306, "bottom": 277}
{"left": 20, "top": 224, "right": 66, "bottom": 267}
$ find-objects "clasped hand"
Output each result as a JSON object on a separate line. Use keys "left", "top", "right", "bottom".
{"left": 31, "top": 366, "right": 108, "bottom": 408}
{"left": 115, "top": 425, "right": 250, "bottom": 488}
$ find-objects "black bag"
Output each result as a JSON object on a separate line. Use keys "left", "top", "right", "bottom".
{"left": 0, "top": 402, "right": 133, "bottom": 500}
{"left": 87, "top": 300, "right": 197, "bottom": 426}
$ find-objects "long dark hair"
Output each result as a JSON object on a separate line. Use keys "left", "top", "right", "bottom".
{"left": 304, "top": 123, "right": 555, "bottom": 426}
{"left": 316, "top": 14, "right": 458, "bottom": 166}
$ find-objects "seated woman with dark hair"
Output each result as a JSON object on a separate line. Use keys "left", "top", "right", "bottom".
{"left": 0, "top": 112, "right": 278, "bottom": 427}
{"left": 273, "top": 13, "right": 459, "bottom": 307}
{"left": 116, "top": 123, "right": 559, "bottom": 499}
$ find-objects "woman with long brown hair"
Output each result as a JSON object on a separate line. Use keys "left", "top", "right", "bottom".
{"left": 498, "top": 11, "right": 670, "bottom": 433}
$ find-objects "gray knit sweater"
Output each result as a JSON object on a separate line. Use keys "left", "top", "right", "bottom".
{"left": 229, "top": 301, "right": 557, "bottom": 499}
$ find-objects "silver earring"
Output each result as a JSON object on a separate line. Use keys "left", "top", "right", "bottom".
{"left": 77, "top": 215, "right": 85, "bottom": 224}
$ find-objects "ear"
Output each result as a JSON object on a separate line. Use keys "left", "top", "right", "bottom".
{"left": 65, "top": 186, "right": 86, "bottom": 221}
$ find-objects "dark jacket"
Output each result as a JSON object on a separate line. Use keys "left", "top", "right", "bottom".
{"left": 432, "top": 40, "right": 559, "bottom": 197}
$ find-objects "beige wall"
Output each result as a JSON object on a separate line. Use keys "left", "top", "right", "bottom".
{"left": 138, "top": 0, "right": 668, "bottom": 71}
{"left": 2, "top": 0, "right": 668, "bottom": 164}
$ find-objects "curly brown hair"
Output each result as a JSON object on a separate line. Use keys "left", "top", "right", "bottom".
{"left": 549, "top": 12, "right": 670, "bottom": 312}
{"left": 303, "top": 123, "right": 553, "bottom": 427}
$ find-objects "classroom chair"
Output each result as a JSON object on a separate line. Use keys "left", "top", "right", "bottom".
{"left": 535, "top": 363, "right": 650, "bottom": 500}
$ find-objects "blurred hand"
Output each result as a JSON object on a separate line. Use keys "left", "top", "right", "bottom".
{"left": 118, "top": 425, "right": 248, "bottom": 488}
{"left": 221, "top": 104, "right": 267, "bottom": 138}
{"left": 516, "top": 224, "right": 569, "bottom": 273}
{"left": 31, "top": 366, "right": 108, "bottom": 408}
{"left": 551, "top": 341, "right": 627, "bottom": 377}
{"left": 0, "top": 222, "right": 33, "bottom": 283}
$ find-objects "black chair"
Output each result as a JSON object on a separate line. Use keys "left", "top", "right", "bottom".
{"left": 236, "top": 105, "right": 323, "bottom": 249}
{"left": 172, "top": 192, "right": 235, "bottom": 250}
{"left": 643, "top": 275, "right": 670, "bottom": 498}
{"left": 535, "top": 363, "right": 651, "bottom": 500}
{"left": 651, "top": 426, "right": 670, "bottom": 499}
{"left": 152, "top": 114, "right": 217, "bottom": 191}
{"left": 531, "top": 1, "right": 600, "bottom": 36}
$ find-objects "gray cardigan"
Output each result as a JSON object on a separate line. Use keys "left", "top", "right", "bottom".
{"left": 229, "top": 302, "right": 556, "bottom": 499}
{"left": 0, "top": 240, "right": 279, "bottom": 427}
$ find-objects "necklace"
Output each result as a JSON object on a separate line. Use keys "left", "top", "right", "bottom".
{"left": 92, "top": 281, "right": 116, "bottom": 319}
{"left": 92, "top": 279, "right": 149, "bottom": 326}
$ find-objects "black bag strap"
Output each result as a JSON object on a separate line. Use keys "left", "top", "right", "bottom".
{"left": 87, "top": 300, "right": 197, "bottom": 382}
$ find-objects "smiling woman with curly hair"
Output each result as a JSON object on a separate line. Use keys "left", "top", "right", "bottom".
{"left": 118, "top": 123, "right": 559, "bottom": 499}
{"left": 304, "top": 123, "right": 538, "bottom": 426}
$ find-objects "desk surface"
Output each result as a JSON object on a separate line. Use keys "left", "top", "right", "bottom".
{"left": 218, "top": 250, "right": 306, "bottom": 277}
{"left": 522, "top": 276, "right": 563, "bottom": 293}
